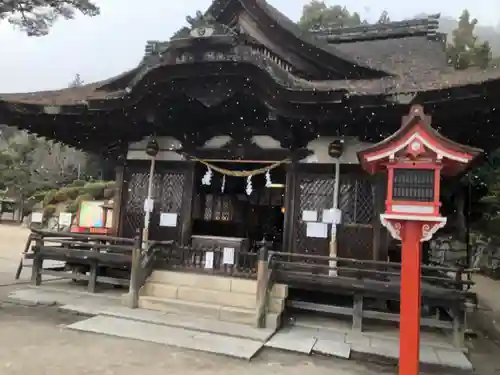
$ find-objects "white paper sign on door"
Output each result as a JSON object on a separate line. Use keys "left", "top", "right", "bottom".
{"left": 302, "top": 210, "right": 318, "bottom": 222}
{"left": 223, "top": 247, "right": 235, "bottom": 265}
{"left": 306, "top": 222, "right": 328, "bottom": 239}
{"left": 159, "top": 213, "right": 177, "bottom": 227}
{"left": 58, "top": 212, "right": 73, "bottom": 227}
{"left": 204, "top": 251, "right": 214, "bottom": 269}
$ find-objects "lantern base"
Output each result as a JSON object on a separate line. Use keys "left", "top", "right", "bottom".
{"left": 380, "top": 214, "right": 447, "bottom": 242}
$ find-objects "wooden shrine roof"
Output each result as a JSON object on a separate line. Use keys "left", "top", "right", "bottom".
{"left": 1, "top": 65, "right": 499, "bottom": 106}
{"left": 1, "top": 1, "right": 499, "bottom": 108}
{"left": 1, "top": 0, "right": 500, "bottom": 158}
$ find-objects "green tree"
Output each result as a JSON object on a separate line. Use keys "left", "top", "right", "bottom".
{"left": 0, "top": 0, "right": 99, "bottom": 36}
{"left": 447, "top": 10, "right": 492, "bottom": 69}
{"left": 0, "top": 134, "right": 41, "bottom": 219}
{"left": 298, "top": 1, "right": 364, "bottom": 31}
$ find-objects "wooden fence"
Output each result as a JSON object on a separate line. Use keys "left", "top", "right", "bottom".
{"left": 254, "top": 245, "right": 477, "bottom": 348}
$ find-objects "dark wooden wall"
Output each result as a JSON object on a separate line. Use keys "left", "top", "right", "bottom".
{"left": 115, "top": 159, "right": 387, "bottom": 262}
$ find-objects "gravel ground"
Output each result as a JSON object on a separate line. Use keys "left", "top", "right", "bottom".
{"left": 0, "top": 225, "right": 499, "bottom": 375}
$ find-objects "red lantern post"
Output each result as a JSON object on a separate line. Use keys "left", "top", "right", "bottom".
{"left": 358, "top": 105, "right": 482, "bottom": 375}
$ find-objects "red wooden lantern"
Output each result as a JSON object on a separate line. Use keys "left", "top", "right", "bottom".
{"left": 357, "top": 105, "right": 482, "bottom": 375}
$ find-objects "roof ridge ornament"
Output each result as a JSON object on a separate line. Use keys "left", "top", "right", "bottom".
{"left": 184, "top": 9, "right": 237, "bottom": 39}
{"left": 312, "top": 14, "right": 440, "bottom": 43}
{"left": 401, "top": 104, "right": 432, "bottom": 129}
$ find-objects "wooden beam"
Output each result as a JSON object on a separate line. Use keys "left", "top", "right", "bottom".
{"left": 177, "top": 148, "right": 311, "bottom": 162}
{"left": 372, "top": 173, "right": 386, "bottom": 261}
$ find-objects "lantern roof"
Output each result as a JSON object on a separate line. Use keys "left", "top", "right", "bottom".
{"left": 357, "top": 105, "right": 483, "bottom": 176}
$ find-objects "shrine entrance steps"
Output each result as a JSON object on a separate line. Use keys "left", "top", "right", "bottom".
{"left": 6, "top": 286, "right": 279, "bottom": 359}
{"left": 138, "top": 270, "right": 288, "bottom": 330}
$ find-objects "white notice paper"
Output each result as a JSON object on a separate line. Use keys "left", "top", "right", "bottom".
{"left": 306, "top": 222, "right": 328, "bottom": 239}
{"left": 204, "top": 251, "right": 214, "bottom": 269}
{"left": 31, "top": 212, "right": 43, "bottom": 224}
{"left": 223, "top": 247, "right": 235, "bottom": 265}
{"left": 322, "top": 208, "right": 342, "bottom": 225}
{"left": 159, "top": 213, "right": 177, "bottom": 227}
{"left": 58, "top": 212, "right": 73, "bottom": 227}
{"left": 302, "top": 210, "right": 318, "bottom": 222}
{"left": 143, "top": 198, "right": 154, "bottom": 213}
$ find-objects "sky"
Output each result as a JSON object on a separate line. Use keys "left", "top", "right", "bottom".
{"left": 0, "top": 0, "right": 499, "bottom": 93}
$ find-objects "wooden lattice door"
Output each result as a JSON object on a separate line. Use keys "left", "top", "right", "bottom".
{"left": 121, "top": 163, "right": 185, "bottom": 242}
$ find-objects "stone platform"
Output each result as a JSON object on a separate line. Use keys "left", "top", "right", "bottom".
{"left": 6, "top": 286, "right": 473, "bottom": 370}
{"left": 267, "top": 316, "right": 472, "bottom": 371}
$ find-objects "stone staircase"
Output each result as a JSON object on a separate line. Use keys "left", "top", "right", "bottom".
{"left": 139, "top": 270, "right": 288, "bottom": 329}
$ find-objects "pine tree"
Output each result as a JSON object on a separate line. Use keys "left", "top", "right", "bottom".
{"left": 0, "top": 0, "right": 99, "bottom": 36}
{"left": 447, "top": 10, "right": 492, "bottom": 69}
{"left": 299, "top": 1, "right": 364, "bottom": 31}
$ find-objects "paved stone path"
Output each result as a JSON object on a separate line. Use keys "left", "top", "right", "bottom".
{"left": 7, "top": 287, "right": 472, "bottom": 370}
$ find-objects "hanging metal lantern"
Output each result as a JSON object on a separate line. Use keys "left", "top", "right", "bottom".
{"left": 145, "top": 139, "right": 160, "bottom": 157}
{"left": 328, "top": 139, "right": 344, "bottom": 158}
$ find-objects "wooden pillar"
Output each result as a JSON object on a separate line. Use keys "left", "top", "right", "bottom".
{"left": 180, "top": 161, "right": 196, "bottom": 246}
{"left": 352, "top": 294, "right": 364, "bottom": 332}
{"left": 255, "top": 241, "right": 270, "bottom": 328}
{"left": 128, "top": 233, "right": 143, "bottom": 309}
{"left": 31, "top": 236, "right": 43, "bottom": 286}
{"left": 112, "top": 159, "right": 126, "bottom": 237}
{"left": 282, "top": 162, "right": 295, "bottom": 252}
